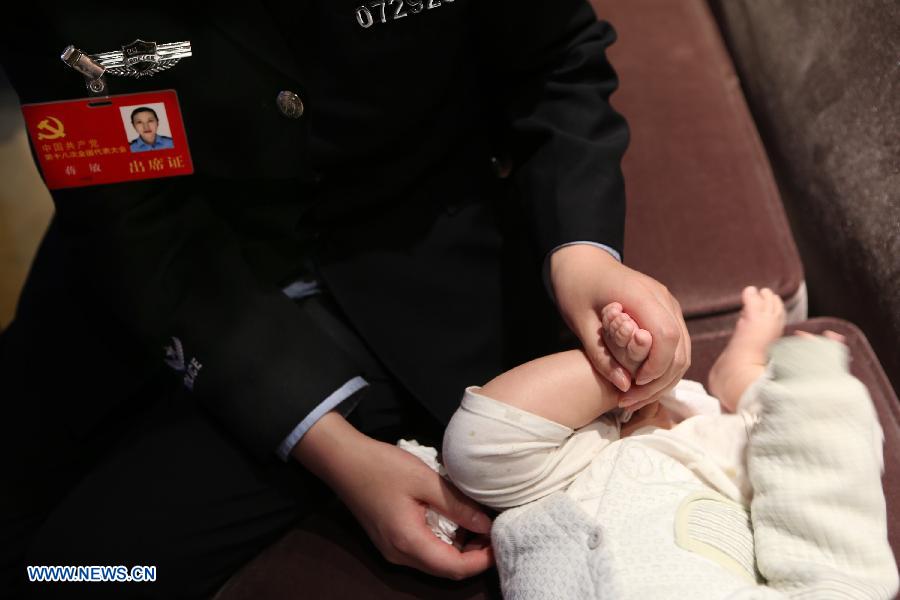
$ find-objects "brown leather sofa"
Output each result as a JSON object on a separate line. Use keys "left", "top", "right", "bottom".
{"left": 215, "top": 0, "right": 899, "bottom": 598}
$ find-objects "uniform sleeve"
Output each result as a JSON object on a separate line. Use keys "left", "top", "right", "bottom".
{"left": 61, "top": 177, "right": 366, "bottom": 460}
{"left": 478, "top": 0, "right": 629, "bottom": 259}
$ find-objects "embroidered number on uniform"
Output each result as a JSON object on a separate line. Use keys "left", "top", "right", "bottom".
{"left": 372, "top": 1, "right": 388, "bottom": 23}
{"left": 391, "top": 0, "right": 407, "bottom": 19}
{"left": 357, "top": 0, "right": 450, "bottom": 27}
{"left": 356, "top": 6, "right": 374, "bottom": 27}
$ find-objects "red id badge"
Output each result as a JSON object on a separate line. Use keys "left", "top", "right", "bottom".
{"left": 21, "top": 90, "right": 193, "bottom": 190}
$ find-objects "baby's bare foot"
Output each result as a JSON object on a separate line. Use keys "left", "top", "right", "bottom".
{"left": 708, "top": 286, "right": 786, "bottom": 411}
{"left": 600, "top": 302, "right": 653, "bottom": 385}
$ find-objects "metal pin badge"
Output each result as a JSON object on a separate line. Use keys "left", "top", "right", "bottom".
{"left": 91, "top": 39, "right": 192, "bottom": 78}
{"left": 61, "top": 39, "right": 192, "bottom": 96}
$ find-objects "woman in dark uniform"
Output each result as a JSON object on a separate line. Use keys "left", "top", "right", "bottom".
{"left": 0, "top": 1, "right": 688, "bottom": 596}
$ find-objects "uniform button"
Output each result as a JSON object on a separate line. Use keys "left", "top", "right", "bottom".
{"left": 587, "top": 528, "right": 603, "bottom": 549}
{"left": 490, "top": 155, "right": 511, "bottom": 179}
{"left": 276, "top": 90, "right": 304, "bottom": 119}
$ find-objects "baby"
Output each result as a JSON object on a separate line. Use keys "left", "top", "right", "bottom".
{"left": 443, "top": 287, "right": 898, "bottom": 599}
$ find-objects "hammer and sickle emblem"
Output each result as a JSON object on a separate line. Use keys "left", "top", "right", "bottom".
{"left": 37, "top": 116, "right": 66, "bottom": 140}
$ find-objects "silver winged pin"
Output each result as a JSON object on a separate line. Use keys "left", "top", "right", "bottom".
{"left": 91, "top": 39, "right": 192, "bottom": 78}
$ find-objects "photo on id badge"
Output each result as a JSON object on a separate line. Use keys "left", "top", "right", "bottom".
{"left": 120, "top": 102, "right": 175, "bottom": 153}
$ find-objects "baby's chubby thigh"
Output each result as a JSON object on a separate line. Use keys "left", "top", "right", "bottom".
{"left": 442, "top": 386, "right": 619, "bottom": 510}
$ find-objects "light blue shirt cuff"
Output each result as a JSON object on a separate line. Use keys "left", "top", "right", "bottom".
{"left": 282, "top": 279, "right": 322, "bottom": 300}
{"left": 542, "top": 241, "right": 622, "bottom": 303}
{"left": 275, "top": 375, "right": 368, "bottom": 461}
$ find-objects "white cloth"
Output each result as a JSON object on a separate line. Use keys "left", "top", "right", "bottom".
{"left": 396, "top": 439, "right": 459, "bottom": 545}
{"left": 662, "top": 377, "right": 723, "bottom": 419}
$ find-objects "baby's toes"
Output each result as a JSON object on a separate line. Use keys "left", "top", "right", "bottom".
{"left": 759, "top": 287, "right": 775, "bottom": 310}
{"left": 758, "top": 287, "right": 780, "bottom": 314}
{"left": 615, "top": 319, "right": 635, "bottom": 347}
{"left": 741, "top": 286, "right": 763, "bottom": 314}
{"left": 607, "top": 313, "right": 625, "bottom": 340}
{"left": 601, "top": 302, "right": 623, "bottom": 329}
{"left": 772, "top": 293, "right": 785, "bottom": 316}
{"left": 627, "top": 328, "right": 652, "bottom": 364}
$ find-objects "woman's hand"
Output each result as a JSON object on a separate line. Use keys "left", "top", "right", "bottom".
{"left": 550, "top": 244, "right": 690, "bottom": 410}
{"left": 293, "top": 412, "right": 494, "bottom": 580}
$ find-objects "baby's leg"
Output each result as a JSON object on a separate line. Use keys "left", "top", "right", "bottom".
{"left": 708, "top": 286, "right": 786, "bottom": 412}
{"left": 478, "top": 350, "right": 622, "bottom": 430}
{"left": 443, "top": 372, "right": 622, "bottom": 509}
{"left": 443, "top": 316, "right": 652, "bottom": 509}
{"left": 480, "top": 307, "right": 651, "bottom": 430}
